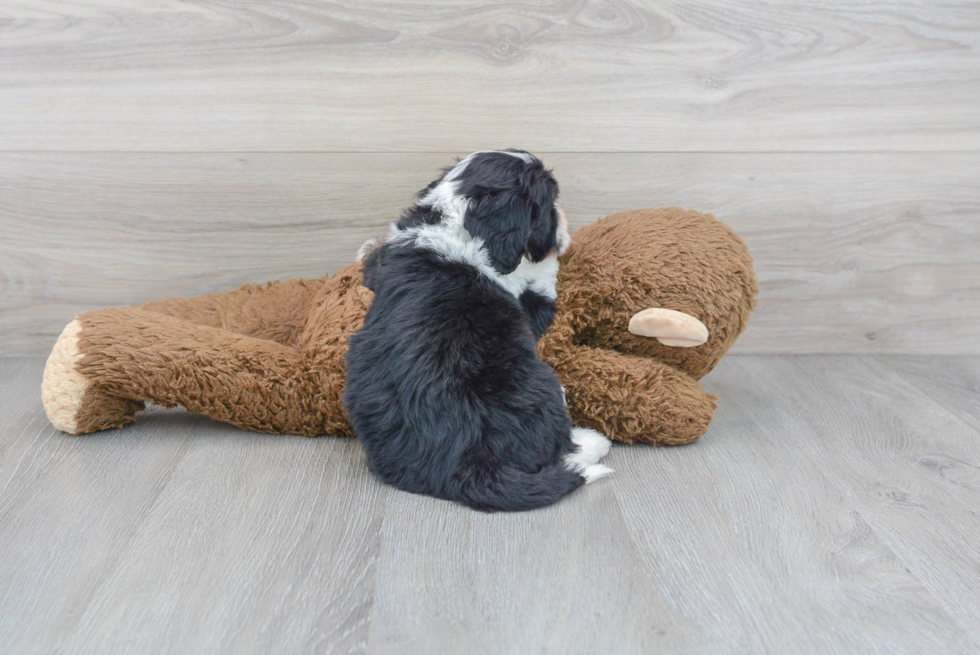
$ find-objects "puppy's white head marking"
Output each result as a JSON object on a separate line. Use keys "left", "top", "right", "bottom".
{"left": 390, "top": 150, "right": 563, "bottom": 298}
{"left": 554, "top": 204, "right": 571, "bottom": 256}
{"left": 417, "top": 180, "right": 468, "bottom": 229}
{"left": 356, "top": 236, "right": 385, "bottom": 262}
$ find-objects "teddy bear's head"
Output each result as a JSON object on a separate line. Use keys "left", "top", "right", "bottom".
{"left": 553, "top": 208, "right": 758, "bottom": 380}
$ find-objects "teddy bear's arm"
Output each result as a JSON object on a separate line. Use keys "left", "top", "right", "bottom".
{"left": 137, "top": 278, "right": 326, "bottom": 347}
{"left": 545, "top": 344, "right": 718, "bottom": 446}
{"left": 43, "top": 306, "right": 349, "bottom": 437}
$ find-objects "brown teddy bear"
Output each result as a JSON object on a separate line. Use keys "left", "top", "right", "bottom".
{"left": 538, "top": 207, "right": 757, "bottom": 444}
{"left": 41, "top": 208, "right": 756, "bottom": 445}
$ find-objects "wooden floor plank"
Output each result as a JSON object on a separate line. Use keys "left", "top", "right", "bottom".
{"left": 365, "top": 476, "right": 704, "bottom": 654}
{"left": 613, "top": 356, "right": 977, "bottom": 653}
{"left": 3, "top": 152, "right": 978, "bottom": 356}
{"left": 4, "top": 356, "right": 980, "bottom": 652}
{"left": 0, "top": 357, "right": 55, "bottom": 488}
{"left": 56, "top": 433, "right": 387, "bottom": 655}
{"left": 874, "top": 356, "right": 980, "bottom": 434}
{"left": 0, "top": 361, "right": 195, "bottom": 654}
{"left": 702, "top": 356, "right": 980, "bottom": 646}
{"left": 1, "top": 1, "right": 977, "bottom": 151}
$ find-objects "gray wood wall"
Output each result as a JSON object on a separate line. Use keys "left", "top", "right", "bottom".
{"left": 2, "top": 1, "right": 978, "bottom": 355}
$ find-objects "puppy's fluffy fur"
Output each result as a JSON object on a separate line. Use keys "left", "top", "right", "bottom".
{"left": 345, "top": 150, "right": 611, "bottom": 512}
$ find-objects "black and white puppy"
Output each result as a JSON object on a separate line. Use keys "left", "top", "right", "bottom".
{"left": 345, "top": 150, "right": 612, "bottom": 512}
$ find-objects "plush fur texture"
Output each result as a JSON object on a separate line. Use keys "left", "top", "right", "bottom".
{"left": 346, "top": 151, "right": 610, "bottom": 512}
{"left": 538, "top": 208, "right": 758, "bottom": 444}
{"left": 41, "top": 207, "right": 757, "bottom": 447}
{"left": 49, "top": 270, "right": 364, "bottom": 437}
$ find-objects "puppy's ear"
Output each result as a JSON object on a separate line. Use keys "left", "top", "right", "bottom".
{"left": 526, "top": 176, "right": 559, "bottom": 262}
{"left": 464, "top": 191, "right": 531, "bottom": 275}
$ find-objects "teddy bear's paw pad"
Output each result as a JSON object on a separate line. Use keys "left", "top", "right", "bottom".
{"left": 41, "top": 319, "right": 90, "bottom": 434}
{"left": 628, "top": 308, "right": 709, "bottom": 347}
{"left": 565, "top": 427, "right": 613, "bottom": 481}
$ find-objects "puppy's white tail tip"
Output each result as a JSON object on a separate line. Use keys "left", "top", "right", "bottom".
{"left": 571, "top": 426, "right": 611, "bottom": 461}
{"left": 565, "top": 427, "right": 613, "bottom": 483}
{"left": 583, "top": 464, "right": 614, "bottom": 484}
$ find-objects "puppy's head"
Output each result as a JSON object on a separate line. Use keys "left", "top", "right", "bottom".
{"left": 419, "top": 150, "right": 568, "bottom": 275}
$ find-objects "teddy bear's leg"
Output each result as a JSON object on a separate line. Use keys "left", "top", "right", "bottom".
{"left": 41, "top": 279, "right": 323, "bottom": 435}
{"left": 42, "top": 307, "right": 342, "bottom": 437}
{"left": 547, "top": 344, "right": 717, "bottom": 446}
{"left": 137, "top": 277, "right": 326, "bottom": 347}
{"left": 42, "top": 319, "right": 146, "bottom": 435}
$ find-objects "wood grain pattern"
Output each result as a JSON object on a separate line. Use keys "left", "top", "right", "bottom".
{"left": 2, "top": 152, "right": 978, "bottom": 355}
{"left": 5, "top": 356, "right": 980, "bottom": 652}
{"left": 0, "top": 374, "right": 196, "bottom": 654}
{"left": 1, "top": 1, "right": 978, "bottom": 151}
{"left": 0, "top": 359, "right": 386, "bottom": 654}
{"left": 877, "top": 356, "right": 980, "bottom": 433}
{"left": 366, "top": 481, "right": 702, "bottom": 654}
{"left": 58, "top": 433, "right": 387, "bottom": 655}
{"left": 849, "top": 356, "right": 980, "bottom": 644}
{"left": 614, "top": 356, "right": 980, "bottom": 653}
{"left": 700, "top": 356, "right": 980, "bottom": 645}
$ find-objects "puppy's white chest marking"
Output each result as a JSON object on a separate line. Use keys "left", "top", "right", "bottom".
{"left": 508, "top": 256, "right": 559, "bottom": 301}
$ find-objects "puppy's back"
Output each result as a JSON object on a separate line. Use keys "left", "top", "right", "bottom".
{"left": 344, "top": 244, "right": 590, "bottom": 512}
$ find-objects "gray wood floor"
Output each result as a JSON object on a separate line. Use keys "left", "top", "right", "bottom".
{"left": 2, "top": 355, "right": 979, "bottom": 654}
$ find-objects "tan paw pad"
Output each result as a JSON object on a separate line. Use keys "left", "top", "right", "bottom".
{"left": 41, "top": 319, "right": 90, "bottom": 434}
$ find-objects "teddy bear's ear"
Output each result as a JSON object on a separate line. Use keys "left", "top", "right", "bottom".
{"left": 629, "top": 308, "right": 709, "bottom": 347}
{"left": 463, "top": 190, "right": 532, "bottom": 275}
